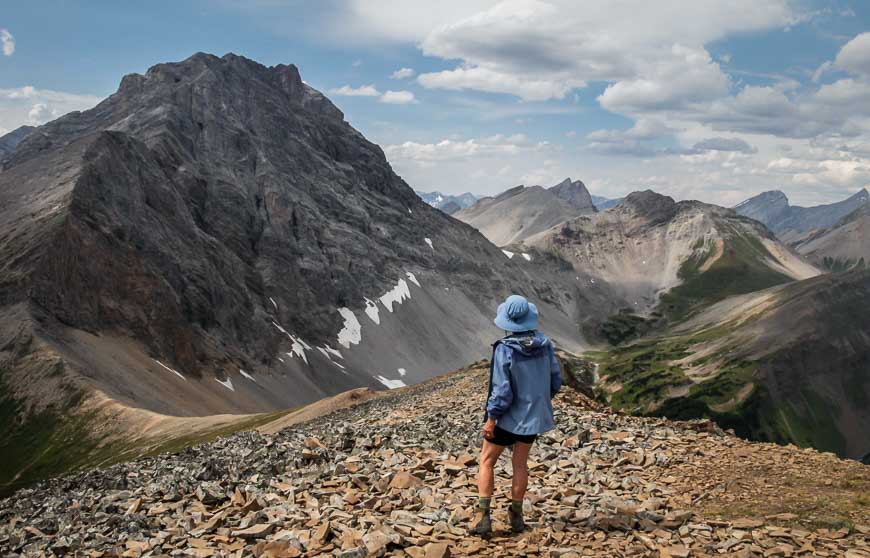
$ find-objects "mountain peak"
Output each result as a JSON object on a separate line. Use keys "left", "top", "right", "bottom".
{"left": 549, "top": 177, "right": 595, "bottom": 211}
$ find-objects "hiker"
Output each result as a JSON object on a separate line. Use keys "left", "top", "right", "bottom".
{"left": 470, "top": 294, "right": 562, "bottom": 535}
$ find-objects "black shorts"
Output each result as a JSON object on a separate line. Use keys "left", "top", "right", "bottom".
{"left": 487, "top": 425, "right": 537, "bottom": 446}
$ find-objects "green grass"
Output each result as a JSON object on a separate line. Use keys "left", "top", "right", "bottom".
{"left": 587, "top": 321, "right": 854, "bottom": 459}
{"left": 658, "top": 230, "right": 794, "bottom": 322}
{"left": 597, "top": 308, "right": 659, "bottom": 345}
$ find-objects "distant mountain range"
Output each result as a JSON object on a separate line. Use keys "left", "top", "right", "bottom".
{"left": 454, "top": 178, "right": 596, "bottom": 246}
{"left": 734, "top": 188, "right": 869, "bottom": 242}
{"left": 415, "top": 191, "right": 478, "bottom": 214}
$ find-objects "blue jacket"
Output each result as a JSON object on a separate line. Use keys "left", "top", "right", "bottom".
{"left": 485, "top": 331, "right": 562, "bottom": 436}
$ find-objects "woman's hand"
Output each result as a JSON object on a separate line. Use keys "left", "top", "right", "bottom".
{"left": 483, "top": 417, "right": 496, "bottom": 440}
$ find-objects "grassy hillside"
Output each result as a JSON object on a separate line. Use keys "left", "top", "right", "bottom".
{"left": 0, "top": 380, "right": 287, "bottom": 496}
{"left": 658, "top": 230, "right": 793, "bottom": 322}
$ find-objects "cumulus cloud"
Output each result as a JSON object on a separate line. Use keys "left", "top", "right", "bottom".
{"left": 0, "top": 29, "right": 14, "bottom": 56}
{"left": 835, "top": 32, "right": 870, "bottom": 77}
{"left": 328, "top": 84, "right": 381, "bottom": 97}
{"left": 410, "top": 0, "right": 796, "bottom": 101}
{"left": 0, "top": 86, "right": 102, "bottom": 131}
{"left": 379, "top": 90, "right": 417, "bottom": 104}
{"left": 390, "top": 67, "right": 415, "bottom": 79}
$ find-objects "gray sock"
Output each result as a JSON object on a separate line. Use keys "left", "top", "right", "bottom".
{"left": 478, "top": 497, "right": 491, "bottom": 512}
{"left": 510, "top": 499, "right": 523, "bottom": 513}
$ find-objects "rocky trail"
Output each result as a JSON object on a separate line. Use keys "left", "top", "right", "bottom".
{"left": 1, "top": 363, "right": 868, "bottom": 557}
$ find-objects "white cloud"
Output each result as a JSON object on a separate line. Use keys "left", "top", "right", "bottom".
{"left": 597, "top": 45, "right": 730, "bottom": 113}
{"left": 835, "top": 32, "right": 870, "bottom": 77}
{"left": 379, "top": 90, "right": 417, "bottom": 104}
{"left": 418, "top": 65, "right": 584, "bottom": 101}
{"left": 390, "top": 67, "right": 415, "bottom": 79}
{"left": 410, "top": 0, "right": 796, "bottom": 101}
{"left": 385, "top": 133, "right": 533, "bottom": 162}
{"left": 0, "top": 29, "right": 14, "bottom": 56}
{"left": 328, "top": 84, "right": 381, "bottom": 97}
{"left": 0, "top": 86, "right": 102, "bottom": 131}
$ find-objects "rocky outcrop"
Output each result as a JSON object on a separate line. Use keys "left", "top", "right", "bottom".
{"left": 454, "top": 178, "right": 596, "bottom": 246}
{"left": 734, "top": 189, "right": 869, "bottom": 241}
{"left": 1, "top": 363, "right": 867, "bottom": 556}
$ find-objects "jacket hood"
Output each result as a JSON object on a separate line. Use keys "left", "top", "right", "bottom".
{"left": 501, "top": 331, "right": 551, "bottom": 356}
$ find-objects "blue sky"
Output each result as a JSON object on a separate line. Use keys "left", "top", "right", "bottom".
{"left": 2, "top": 1, "right": 870, "bottom": 205}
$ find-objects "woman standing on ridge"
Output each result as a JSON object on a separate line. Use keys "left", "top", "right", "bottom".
{"left": 470, "top": 294, "right": 562, "bottom": 535}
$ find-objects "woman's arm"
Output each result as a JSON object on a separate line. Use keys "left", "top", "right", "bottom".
{"left": 486, "top": 345, "right": 514, "bottom": 420}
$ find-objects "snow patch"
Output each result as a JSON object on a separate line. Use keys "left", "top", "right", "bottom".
{"left": 278, "top": 357, "right": 285, "bottom": 363}
{"left": 406, "top": 272, "right": 420, "bottom": 287}
{"left": 379, "top": 278, "right": 411, "bottom": 312}
{"left": 337, "top": 307, "right": 362, "bottom": 348}
{"left": 522, "top": 253, "right": 531, "bottom": 261}
{"left": 216, "top": 377, "right": 235, "bottom": 392}
{"left": 320, "top": 345, "right": 344, "bottom": 360}
{"left": 239, "top": 369, "right": 256, "bottom": 382}
{"left": 502, "top": 249, "right": 515, "bottom": 259}
{"left": 397, "top": 368, "right": 407, "bottom": 377}
{"left": 154, "top": 360, "right": 186, "bottom": 380}
{"left": 424, "top": 238, "right": 434, "bottom": 250}
{"left": 289, "top": 337, "right": 309, "bottom": 363}
{"left": 364, "top": 298, "right": 380, "bottom": 324}
{"left": 376, "top": 375, "right": 407, "bottom": 389}
{"left": 269, "top": 297, "right": 278, "bottom": 310}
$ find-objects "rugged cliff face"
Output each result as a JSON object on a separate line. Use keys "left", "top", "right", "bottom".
{"left": 0, "top": 53, "right": 604, "bottom": 489}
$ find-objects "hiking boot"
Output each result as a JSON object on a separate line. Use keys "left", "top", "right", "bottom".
{"left": 508, "top": 506, "right": 526, "bottom": 533}
{"left": 469, "top": 510, "right": 492, "bottom": 535}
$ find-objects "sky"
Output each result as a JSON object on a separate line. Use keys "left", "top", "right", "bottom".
{"left": 2, "top": 1, "right": 870, "bottom": 205}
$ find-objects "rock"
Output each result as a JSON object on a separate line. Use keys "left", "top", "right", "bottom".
{"left": 390, "top": 471, "right": 423, "bottom": 490}
{"left": 231, "top": 523, "right": 275, "bottom": 539}
{"left": 423, "top": 542, "right": 451, "bottom": 558}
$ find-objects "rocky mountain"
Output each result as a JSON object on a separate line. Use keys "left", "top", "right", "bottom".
{"left": 0, "top": 53, "right": 605, "bottom": 491}
{"left": 454, "top": 178, "right": 596, "bottom": 246}
{"left": 734, "top": 188, "right": 869, "bottom": 242}
{"left": 791, "top": 203, "right": 869, "bottom": 271}
{"left": 415, "top": 191, "right": 478, "bottom": 214}
{"left": 590, "top": 269, "right": 870, "bottom": 462}
{"left": 0, "top": 125, "right": 35, "bottom": 161}
{"left": 528, "top": 191, "right": 819, "bottom": 335}
{"left": 1, "top": 363, "right": 868, "bottom": 556}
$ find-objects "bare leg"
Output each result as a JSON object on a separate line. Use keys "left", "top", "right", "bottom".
{"left": 477, "top": 440, "right": 506, "bottom": 497}
{"left": 510, "top": 441, "right": 532, "bottom": 501}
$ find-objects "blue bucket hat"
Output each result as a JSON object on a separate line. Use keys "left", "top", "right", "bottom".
{"left": 494, "top": 294, "right": 539, "bottom": 332}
